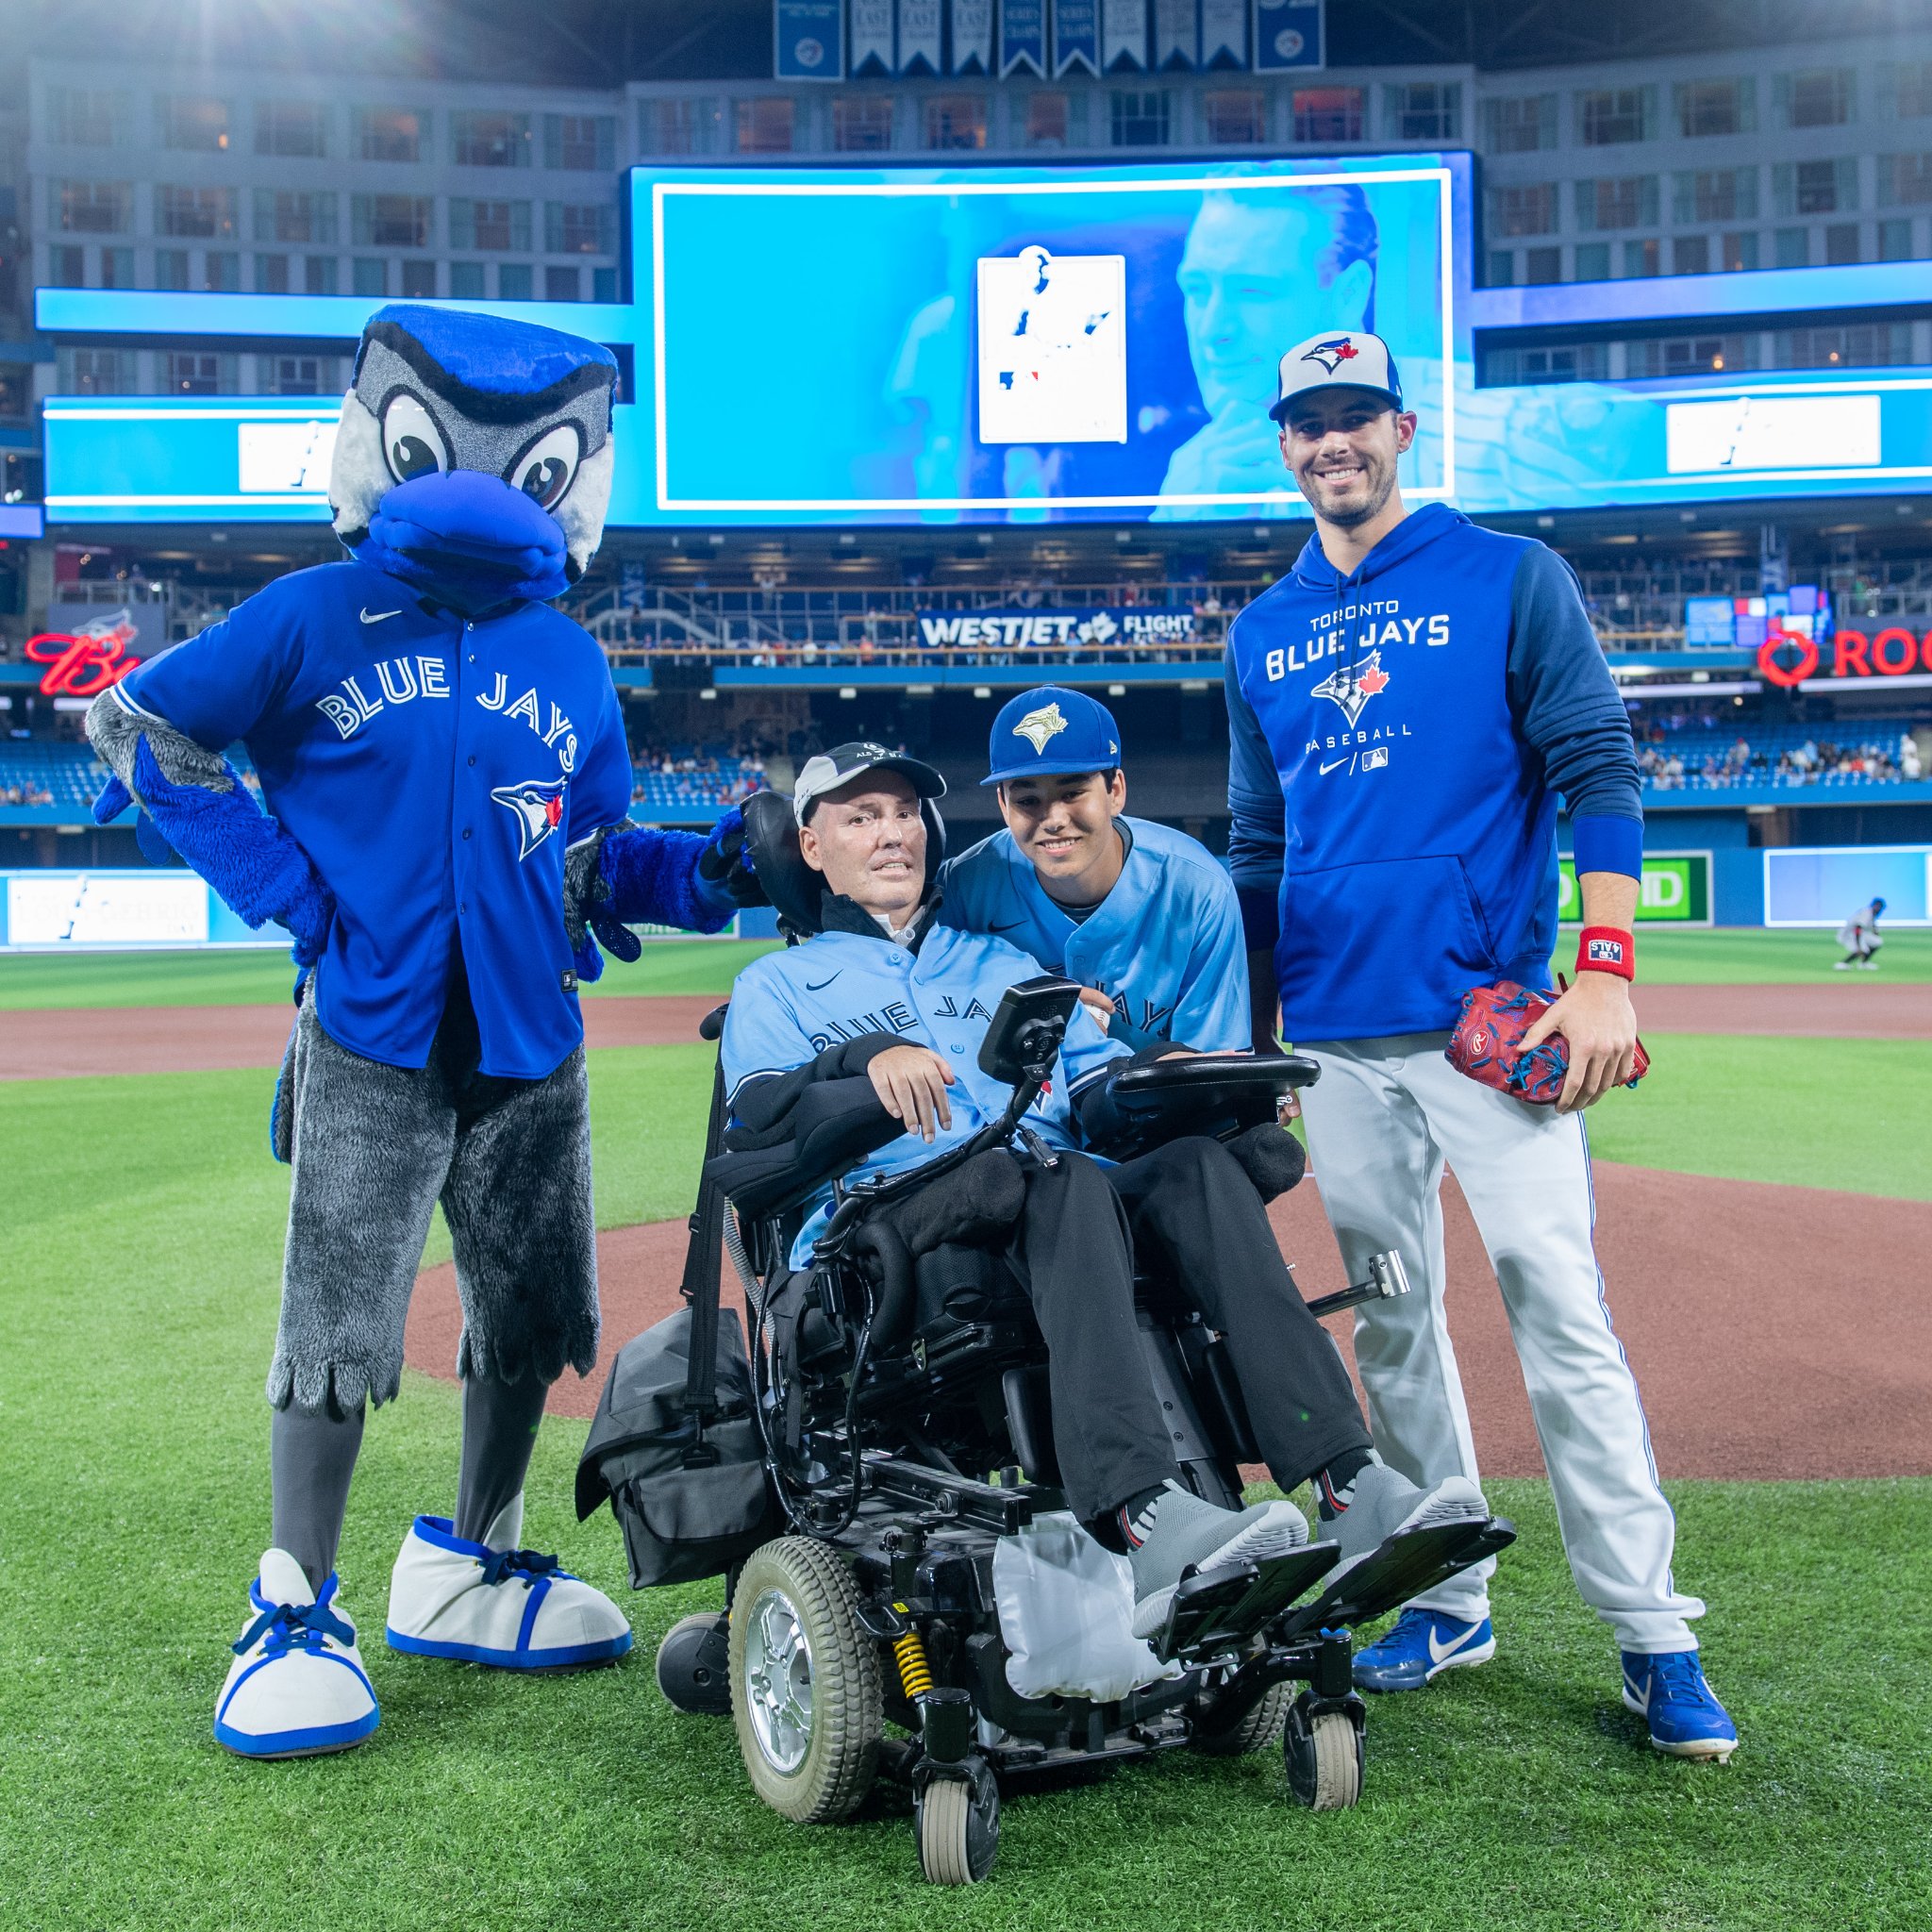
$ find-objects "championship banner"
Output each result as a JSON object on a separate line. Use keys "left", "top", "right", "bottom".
{"left": 1201, "top": 0, "right": 1246, "bottom": 65}
{"left": 915, "top": 606, "right": 1207, "bottom": 650}
{"left": 1000, "top": 0, "right": 1046, "bottom": 75}
{"left": 1102, "top": 0, "right": 1149, "bottom": 70}
{"left": 851, "top": 0, "right": 894, "bottom": 73}
{"left": 1154, "top": 0, "right": 1198, "bottom": 69}
{"left": 951, "top": 0, "right": 993, "bottom": 73}
{"left": 773, "top": 0, "right": 843, "bottom": 77}
{"left": 897, "top": 0, "right": 943, "bottom": 73}
{"left": 1053, "top": 0, "right": 1100, "bottom": 75}
{"left": 1253, "top": 0, "right": 1324, "bottom": 71}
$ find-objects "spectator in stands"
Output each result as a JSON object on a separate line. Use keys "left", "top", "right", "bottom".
{"left": 1904, "top": 734, "right": 1924, "bottom": 782}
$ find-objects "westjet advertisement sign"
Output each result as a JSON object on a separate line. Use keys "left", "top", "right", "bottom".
{"left": 915, "top": 607, "right": 1207, "bottom": 649}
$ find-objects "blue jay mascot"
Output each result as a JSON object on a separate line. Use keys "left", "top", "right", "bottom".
{"left": 85, "top": 306, "right": 756, "bottom": 1758}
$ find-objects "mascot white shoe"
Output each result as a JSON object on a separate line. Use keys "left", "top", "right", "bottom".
{"left": 214, "top": 1549, "right": 380, "bottom": 1758}
{"left": 387, "top": 1496, "right": 632, "bottom": 1670}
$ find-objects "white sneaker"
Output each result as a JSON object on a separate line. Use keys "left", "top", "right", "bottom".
{"left": 385, "top": 1496, "right": 633, "bottom": 1671}
{"left": 213, "top": 1549, "right": 379, "bottom": 1758}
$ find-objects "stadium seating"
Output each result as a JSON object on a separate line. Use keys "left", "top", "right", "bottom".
{"left": 1634, "top": 719, "right": 1924, "bottom": 791}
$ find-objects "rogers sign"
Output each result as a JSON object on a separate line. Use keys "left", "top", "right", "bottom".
{"left": 1756, "top": 625, "right": 1932, "bottom": 689}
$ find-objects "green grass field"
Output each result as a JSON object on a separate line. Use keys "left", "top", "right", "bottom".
{"left": 2, "top": 926, "right": 1927, "bottom": 1010}
{"left": 3, "top": 928, "right": 1927, "bottom": 1929}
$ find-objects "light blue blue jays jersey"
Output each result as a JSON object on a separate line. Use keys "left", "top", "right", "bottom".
{"left": 117, "top": 558, "right": 632, "bottom": 1079}
{"left": 721, "top": 923, "right": 1129, "bottom": 1267}
{"left": 936, "top": 816, "right": 1250, "bottom": 1052}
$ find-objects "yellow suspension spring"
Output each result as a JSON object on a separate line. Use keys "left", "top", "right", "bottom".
{"left": 891, "top": 1606, "right": 934, "bottom": 1700}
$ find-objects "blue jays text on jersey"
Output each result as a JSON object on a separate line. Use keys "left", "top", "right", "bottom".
{"left": 1224, "top": 503, "right": 1642, "bottom": 1042}
{"left": 936, "top": 816, "right": 1250, "bottom": 1053}
{"left": 722, "top": 923, "right": 1128, "bottom": 1267}
{"left": 114, "top": 558, "right": 633, "bottom": 1077}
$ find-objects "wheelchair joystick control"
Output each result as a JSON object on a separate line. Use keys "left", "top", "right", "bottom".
{"left": 916, "top": 1687, "right": 975, "bottom": 1769}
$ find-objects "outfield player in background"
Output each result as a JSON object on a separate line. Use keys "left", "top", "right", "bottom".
{"left": 937, "top": 685, "right": 1250, "bottom": 1052}
{"left": 1224, "top": 329, "right": 1738, "bottom": 1761}
{"left": 1834, "top": 896, "right": 1886, "bottom": 970}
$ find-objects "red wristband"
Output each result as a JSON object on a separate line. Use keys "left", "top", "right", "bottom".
{"left": 1576, "top": 926, "right": 1635, "bottom": 981}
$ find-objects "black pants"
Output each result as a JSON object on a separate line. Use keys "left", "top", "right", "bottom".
{"left": 1107, "top": 1137, "right": 1373, "bottom": 1493}
{"left": 996, "top": 1153, "right": 1182, "bottom": 1524}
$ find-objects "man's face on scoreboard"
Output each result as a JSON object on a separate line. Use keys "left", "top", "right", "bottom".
{"left": 1279, "top": 389, "right": 1417, "bottom": 530}
{"left": 799, "top": 774, "right": 927, "bottom": 920}
{"left": 997, "top": 769, "right": 1126, "bottom": 890}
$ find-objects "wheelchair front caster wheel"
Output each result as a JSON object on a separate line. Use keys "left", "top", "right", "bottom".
{"left": 916, "top": 1757, "right": 1000, "bottom": 1885}
{"left": 657, "top": 1611, "right": 731, "bottom": 1716}
{"left": 1284, "top": 1694, "right": 1364, "bottom": 1811}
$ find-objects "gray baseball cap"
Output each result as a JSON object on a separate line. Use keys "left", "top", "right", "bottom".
{"left": 1270, "top": 329, "right": 1405, "bottom": 423}
{"left": 791, "top": 741, "right": 947, "bottom": 825}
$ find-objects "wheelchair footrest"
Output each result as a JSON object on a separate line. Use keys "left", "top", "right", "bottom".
{"left": 1155, "top": 1544, "right": 1341, "bottom": 1664}
{"left": 1277, "top": 1517, "right": 1516, "bottom": 1640}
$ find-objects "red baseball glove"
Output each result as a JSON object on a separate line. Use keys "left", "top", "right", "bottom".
{"left": 1446, "top": 980, "right": 1649, "bottom": 1106}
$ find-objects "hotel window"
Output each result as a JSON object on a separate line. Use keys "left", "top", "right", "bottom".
{"left": 156, "top": 247, "right": 190, "bottom": 291}
{"left": 1490, "top": 183, "right": 1557, "bottom": 237}
{"left": 157, "top": 186, "right": 237, "bottom": 240}
{"left": 306, "top": 257, "right": 339, "bottom": 294}
{"left": 451, "top": 110, "right": 531, "bottom": 167}
{"left": 497, "top": 262, "right": 534, "bottom": 299}
{"left": 1574, "top": 175, "right": 1658, "bottom": 230}
{"left": 544, "top": 113, "right": 615, "bottom": 170}
{"left": 1824, "top": 223, "right": 1860, "bottom": 265}
{"left": 448, "top": 199, "right": 530, "bottom": 252}
{"left": 1774, "top": 324, "right": 1911, "bottom": 369}
{"left": 1523, "top": 244, "right": 1561, "bottom": 284}
{"left": 545, "top": 264, "right": 581, "bottom": 302}
{"left": 1574, "top": 242, "right": 1610, "bottom": 280}
{"left": 253, "top": 190, "right": 337, "bottom": 246}
{"left": 1672, "top": 169, "right": 1757, "bottom": 225}
{"left": 1292, "top": 87, "right": 1362, "bottom": 142}
{"left": 1386, "top": 81, "right": 1459, "bottom": 142}
{"left": 1108, "top": 92, "right": 1170, "bottom": 147}
{"left": 1577, "top": 86, "right": 1654, "bottom": 146}
{"left": 1877, "top": 153, "right": 1932, "bottom": 205}
{"left": 1777, "top": 68, "right": 1853, "bottom": 128}
{"left": 545, "top": 202, "right": 614, "bottom": 254}
{"left": 352, "top": 194, "right": 432, "bottom": 248}
{"left": 49, "top": 244, "right": 85, "bottom": 288}
{"left": 1877, "top": 218, "right": 1914, "bottom": 260}
{"left": 352, "top": 258, "right": 389, "bottom": 296}
{"left": 1775, "top": 158, "right": 1856, "bottom": 218}
{"left": 354, "top": 106, "right": 425, "bottom": 163}
{"left": 1202, "top": 90, "right": 1267, "bottom": 145}
{"left": 639, "top": 98, "right": 721, "bottom": 155}
{"left": 1622, "top": 237, "right": 1660, "bottom": 276}
{"left": 1674, "top": 78, "right": 1755, "bottom": 139}
{"left": 157, "top": 95, "right": 230, "bottom": 151}
{"left": 1672, "top": 234, "right": 1710, "bottom": 275}
{"left": 255, "top": 102, "right": 328, "bottom": 158}
{"left": 259, "top": 355, "right": 332, "bottom": 395}
{"left": 1625, "top": 334, "right": 1754, "bottom": 377}
{"left": 60, "top": 348, "right": 128, "bottom": 395}
{"left": 164, "top": 351, "right": 234, "bottom": 394}
{"left": 1022, "top": 92, "right": 1072, "bottom": 147}
{"left": 832, "top": 97, "right": 894, "bottom": 150}
{"left": 449, "top": 261, "right": 487, "bottom": 299}
{"left": 1721, "top": 231, "right": 1759, "bottom": 271}
{"left": 734, "top": 98, "right": 796, "bottom": 153}
{"left": 924, "top": 95, "right": 989, "bottom": 149}
{"left": 48, "top": 88, "right": 127, "bottom": 147}
{"left": 1481, "top": 94, "right": 1556, "bottom": 153}
{"left": 54, "top": 179, "right": 131, "bottom": 234}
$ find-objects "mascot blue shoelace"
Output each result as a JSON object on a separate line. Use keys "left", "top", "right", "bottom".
{"left": 86, "top": 304, "right": 758, "bottom": 1761}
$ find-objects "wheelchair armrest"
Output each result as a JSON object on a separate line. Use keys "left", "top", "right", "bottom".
{"left": 705, "top": 1078, "right": 905, "bottom": 1220}
{"left": 1087, "top": 1053, "right": 1320, "bottom": 1161}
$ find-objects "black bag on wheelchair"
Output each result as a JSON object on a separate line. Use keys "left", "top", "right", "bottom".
{"left": 575, "top": 1055, "right": 779, "bottom": 1589}
{"left": 575, "top": 1303, "right": 777, "bottom": 1590}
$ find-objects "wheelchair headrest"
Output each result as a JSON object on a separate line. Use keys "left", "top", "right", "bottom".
{"left": 740, "top": 785, "right": 947, "bottom": 941}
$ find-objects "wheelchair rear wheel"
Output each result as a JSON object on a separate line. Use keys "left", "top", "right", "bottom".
{"left": 1190, "top": 1678, "right": 1293, "bottom": 1757}
{"left": 730, "top": 1537, "right": 882, "bottom": 1824}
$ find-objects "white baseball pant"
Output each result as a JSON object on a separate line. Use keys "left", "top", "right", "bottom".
{"left": 1298, "top": 1033, "right": 1705, "bottom": 1655}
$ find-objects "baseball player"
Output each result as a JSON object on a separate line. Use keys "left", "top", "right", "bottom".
{"left": 1224, "top": 329, "right": 1736, "bottom": 1760}
{"left": 1834, "top": 897, "right": 1886, "bottom": 969}
{"left": 936, "top": 685, "right": 1250, "bottom": 1052}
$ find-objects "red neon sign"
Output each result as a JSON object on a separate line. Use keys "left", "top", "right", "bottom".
{"left": 1755, "top": 625, "right": 1819, "bottom": 689}
{"left": 24, "top": 623, "right": 143, "bottom": 699}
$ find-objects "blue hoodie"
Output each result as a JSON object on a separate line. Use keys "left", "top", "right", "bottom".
{"left": 1224, "top": 503, "right": 1641, "bottom": 1042}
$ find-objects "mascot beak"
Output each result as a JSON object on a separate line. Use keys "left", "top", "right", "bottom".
{"left": 366, "top": 470, "right": 569, "bottom": 606}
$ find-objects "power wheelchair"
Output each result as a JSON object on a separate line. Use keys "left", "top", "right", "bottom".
{"left": 578, "top": 791, "right": 1513, "bottom": 1887}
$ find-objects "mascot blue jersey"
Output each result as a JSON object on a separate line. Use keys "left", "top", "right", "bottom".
{"left": 722, "top": 923, "right": 1128, "bottom": 1267}
{"left": 936, "top": 816, "right": 1249, "bottom": 1052}
{"left": 113, "top": 557, "right": 632, "bottom": 1078}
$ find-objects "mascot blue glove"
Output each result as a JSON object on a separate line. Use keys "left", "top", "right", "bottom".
{"left": 560, "top": 804, "right": 757, "bottom": 983}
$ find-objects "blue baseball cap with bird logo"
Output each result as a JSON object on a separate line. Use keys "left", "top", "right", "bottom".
{"left": 1270, "top": 329, "right": 1404, "bottom": 422}
{"left": 983, "top": 686, "right": 1124, "bottom": 787}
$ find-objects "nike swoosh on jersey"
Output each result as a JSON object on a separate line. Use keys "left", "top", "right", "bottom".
{"left": 1319, "top": 756, "right": 1352, "bottom": 775}
{"left": 359, "top": 608, "right": 401, "bottom": 625}
{"left": 1428, "top": 1623, "right": 1485, "bottom": 1666}
{"left": 989, "top": 920, "right": 1026, "bottom": 933}
{"left": 806, "top": 974, "right": 841, "bottom": 991}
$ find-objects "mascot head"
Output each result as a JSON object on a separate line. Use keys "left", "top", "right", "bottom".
{"left": 331, "top": 304, "right": 617, "bottom": 608}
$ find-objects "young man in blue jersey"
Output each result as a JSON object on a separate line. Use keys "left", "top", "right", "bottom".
{"left": 1224, "top": 330, "right": 1736, "bottom": 1760}
{"left": 723, "top": 743, "right": 1488, "bottom": 1639}
{"left": 937, "top": 685, "right": 1249, "bottom": 1053}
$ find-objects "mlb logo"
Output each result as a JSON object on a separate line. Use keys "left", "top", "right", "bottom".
{"left": 1362, "top": 747, "right": 1389, "bottom": 771}
{"left": 1587, "top": 938, "right": 1626, "bottom": 965}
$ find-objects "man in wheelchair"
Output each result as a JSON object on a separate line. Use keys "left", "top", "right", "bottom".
{"left": 721, "top": 742, "right": 1488, "bottom": 1640}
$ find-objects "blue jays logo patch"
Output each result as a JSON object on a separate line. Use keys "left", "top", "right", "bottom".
{"left": 1310, "top": 651, "right": 1391, "bottom": 728}
{"left": 491, "top": 776, "right": 567, "bottom": 859}
{"left": 1301, "top": 336, "right": 1361, "bottom": 376}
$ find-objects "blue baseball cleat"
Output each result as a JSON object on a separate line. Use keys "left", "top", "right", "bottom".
{"left": 1621, "top": 1650, "right": 1739, "bottom": 1761}
{"left": 1352, "top": 1607, "right": 1495, "bottom": 1692}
